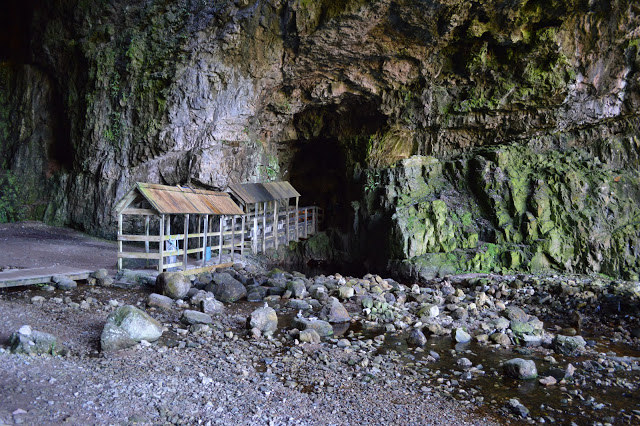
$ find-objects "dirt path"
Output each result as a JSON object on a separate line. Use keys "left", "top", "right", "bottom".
{"left": 0, "top": 221, "right": 118, "bottom": 274}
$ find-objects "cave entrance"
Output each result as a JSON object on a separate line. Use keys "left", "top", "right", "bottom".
{"left": 286, "top": 97, "right": 387, "bottom": 233}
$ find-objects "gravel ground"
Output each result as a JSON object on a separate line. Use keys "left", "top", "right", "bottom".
{"left": 0, "top": 286, "right": 499, "bottom": 425}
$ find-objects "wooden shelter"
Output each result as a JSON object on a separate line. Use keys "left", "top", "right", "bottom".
{"left": 113, "top": 182, "right": 245, "bottom": 272}
{"left": 228, "top": 181, "right": 321, "bottom": 254}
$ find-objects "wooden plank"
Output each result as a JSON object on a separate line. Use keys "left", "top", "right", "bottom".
{"left": 144, "top": 216, "right": 150, "bottom": 267}
{"left": 0, "top": 270, "right": 93, "bottom": 289}
{"left": 118, "top": 235, "right": 162, "bottom": 242}
{"left": 240, "top": 214, "right": 245, "bottom": 256}
{"left": 218, "top": 215, "right": 223, "bottom": 264}
{"left": 303, "top": 207, "right": 308, "bottom": 238}
{"left": 122, "top": 208, "right": 158, "bottom": 216}
{"left": 253, "top": 203, "right": 258, "bottom": 254}
{"left": 202, "top": 214, "right": 208, "bottom": 267}
{"left": 162, "top": 261, "right": 184, "bottom": 269}
{"left": 262, "top": 202, "right": 267, "bottom": 253}
{"left": 118, "top": 252, "right": 162, "bottom": 259}
{"left": 295, "top": 197, "right": 299, "bottom": 240}
{"left": 274, "top": 202, "right": 279, "bottom": 250}
{"left": 285, "top": 199, "right": 290, "bottom": 243}
{"left": 185, "top": 262, "right": 234, "bottom": 276}
{"left": 231, "top": 215, "right": 235, "bottom": 261}
{"left": 163, "top": 232, "right": 206, "bottom": 240}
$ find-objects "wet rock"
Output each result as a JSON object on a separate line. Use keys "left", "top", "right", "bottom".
{"left": 147, "top": 293, "right": 173, "bottom": 310}
{"left": 507, "top": 398, "right": 529, "bottom": 418}
{"left": 452, "top": 328, "right": 471, "bottom": 343}
{"left": 553, "top": 335, "right": 587, "bottom": 356}
{"left": 539, "top": 376, "right": 557, "bottom": 386}
{"left": 320, "top": 297, "right": 351, "bottom": 323}
{"left": 9, "top": 326, "right": 61, "bottom": 355}
{"left": 156, "top": 272, "right": 191, "bottom": 300}
{"left": 418, "top": 304, "right": 439, "bottom": 318}
{"left": 503, "top": 358, "right": 537, "bottom": 380}
{"left": 55, "top": 278, "right": 77, "bottom": 290}
{"left": 299, "top": 329, "right": 321, "bottom": 343}
{"left": 287, "top": 280, "right": 307, "bottom": 299}
{"left": 489, "top": 317, "right": 510, "bottom": 331}
{"left": 503, "top": 306, "right": 529, "bottom": 322}
{"left": 101, "top": 305, "right": 162, "bottom": 351}
{"left": 427, "top": 324, "right": 449, "bottom": 336}
{"left": 292, "top": 317, "right": 333, "bottom": 337}
{"left": 181, "top": 310, "right": 213, "bottom": 325}
{"left": 407, "top": 329, "right": 427, "bottom": 346}
{"left": 213, "top": 273, "right": 247, "bottom": 303}
{"left": 490, "top": 332, "right": 511, "bottom": 346}
{"left": 286, "top": 299, "right": 311, "bottom": 310}
{"left": 249, "top": 305, "right": 278, "bottom": 337}
{"left": 457, "top": 357, "right": 473, "bottom": 369}
{"left": 201, "top": 298, "right": 225, "bottom": 315}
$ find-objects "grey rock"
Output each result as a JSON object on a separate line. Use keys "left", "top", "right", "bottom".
{"left": 553, "top": 335, "right": 587, "bottom": 356}
{"left": 213, "top": 273, "right": 247, "bottom": 302}
{"left": 503, "top": 358, "right": 537, "bottom": 380}
{"left": 287, "top": 280, "right": 307, "bottom": 299}
{"left": 338, "top": 286, "right": 355, "bottom": 299}
{"left": 457, "top": 357, "right": 473, "bottom": 369}
{"left": 156, "top": 272, "right": 191, "bottom": 300}
{"left": 56, "top": 278, "right": 77, "bottom": 290}
{"left": 10, "top": 327, "right": 61, "bottom": 355}
{"left": 201, "top": 298, "right": 225, "bottom": 315}
{"left": 181, "top": 310, "right": 213, "bottom": 325}
{"left": 320, "top": 297, "right": 350, "bottom": 323}
{"left": 101, "top": 305, "right": 163, "bottom": 351}
{"left": 292, "top": 317, "right": 333, "bottom": 337}
{"left": 299, "top": 328, "right": 321, "bottom": 343}
{"left": 92, "top": 269, "right": 109, "bottom": 279}
{"left": 490, "top": 332, "right": 511, "bottom": 346}
{"left": 503, "top": 306, "right": 529, "bottom": 322}
{"left": 249, "top": 306, "right": 278, "bottom": 336}
{"left": 147, "top": 293, "right": 174, "bottom": 310}
{"left": 452, "top": 327, "right": 471, "bottom": 343}
{"left": 286, "top": 299, "right": 311, "bottom": 310}
{"left": 507, "top": 398, "right": 529, "bottom": 418}
{"left": 407, "top": 329, "right": 427, "bottom": 346}
{"left": 490, "top": 317, "right": 510, "bottom": 331}
{"left": 247, "top": 290, "right": 264, "bottom": 302}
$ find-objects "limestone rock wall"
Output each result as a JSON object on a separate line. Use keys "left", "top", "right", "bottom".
{"left": 0, "top": 0, "right": 639, "bottom": 277}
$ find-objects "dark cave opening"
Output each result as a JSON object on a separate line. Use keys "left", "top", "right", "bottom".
{"left": 286, "top": 97, "right": 387, "bottom": 234}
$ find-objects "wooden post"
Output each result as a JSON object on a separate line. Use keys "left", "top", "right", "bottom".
{"left": 274, "top": 201, "right": 279, "bottom": 250}
{"left": 159, "top": 215, "right": 165, "bottom": 272}
{"left": 202, "top": 214, "right": 208, "bottom": 267}
{"left": 231, "top": 215, "right": 235, "bottom": 261}
{"left": 303, "top": 207, "right": 308, "bottom": 238}
{"left": 262, "top": 202, "right": 267, "bottom": 253}
{"left": 165, "top": 215, "right": 171, "bottom": 255}
{"left": 253, "top": 203, "right": 258, "bottom": 254}
{"left": 218, "top": 215, "right": 224, "bottom": 264}
{"left": 144, "top": 215, "right": 150, "bottom": 267}
{"left": 117, "top": 213, "right": 123, "bottom": 271}
{"left": 241, "top": 214, "right": 245, "bottom": 256}
{"left": 285, "top": 198, "right": 290, "bottom": 243}
{"left": 183, "top": 214, "right": 189, "bottom": 271}
{"left": 196, "top": 215, "right": 201, "bottom": 260}
{"left": 295, "top": 197, "right": 299, "bottom": 240}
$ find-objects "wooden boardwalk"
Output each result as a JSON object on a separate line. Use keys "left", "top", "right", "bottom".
{"left": 0, "top": 266, "right": 93, "bottom": 289}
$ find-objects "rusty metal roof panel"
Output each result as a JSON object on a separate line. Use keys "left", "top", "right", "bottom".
{"left": 263, "top": 181, "right": 300, "bottom": 199}
{"left": 132, "top": 183, "right": 244, "bottom": 215}
{"left": 228, "top": 182, "right": 275, "bottom": 204}
{"left": 229, "top": 181, "right": 300, "bottom": 204}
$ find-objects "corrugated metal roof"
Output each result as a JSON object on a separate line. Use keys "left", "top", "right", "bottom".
{"left": 114, "top": 183, "right": 244, "bottom": 215}
{"left": 229, "top": 181, "right": 300, "bottom": 204}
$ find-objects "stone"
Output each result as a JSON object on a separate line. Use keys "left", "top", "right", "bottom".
{"left": 503, "top": 358, "right": 537, "bottom": 380}
{"left": 418, "top": 304, "right": 439, "bottom": 318}
{"left": 490, "top": 332, "right": 511, "bottom": 346}
{"left": 181, "top": 310, "right": 213, "bottom": 325}
{"left": 320, "top": 297, "right": 351, "bottom": 323}
{"left": 553, "top": 335, "right": 587, "bottom": 356}
{"left": 507, "top": 398, "right": 529, "bottom": 418}
{"left": 503, "top": 306, "right": 529, "bottom": 322}
{"left": 147, "top": 293, "right": 174, "bottom": 310}
{"left": 452, "top": 327, "right": 471, "bottom": 343}
{"left": 212, "top": 273, "right": 247, "bottom": 303}
{"left": 299, "top": 329, "right": 321, "bottom": 343}
{"left": 286, "top": 299, "right": 311, "bottom": 310}
{"left": 490, "top": 317, "right": 510, "bottom": 331}
{"left": 31, "top": 296, "right": 45, "bottom": 304}
{"left": 156, "top": 272, "right": 191, "bottom": 300}
{"left": 521, "top": 334, "right": 542, "bottom": 347}
{"left": 9, "top": 327, "right": 61, "bottom": 355}
{"left": 338, "top": 285, "right": 355, "bottom": 299}
{"left": 287, "top": 280, "right": 307, "bottom": 298}
{"left": 101, "top": 305, "right": 163, "bottom": 351}
{"left": 539, "top": 376, "right": 557, "bottom": 386}
{"left": 247, "top": 290, "right": 264, "bottom": 302}
{"left": 249, "top": 306, "right": 278, "bottom": 336}
{"left": 407, "top": 329, "right": 427, "bottom": 346}
{"left": 201, "top": 298, "right": 225, "bottom": 315}
{"left": 55, "top": 278, "right": 77, "bottom": 290}
{"left": 457, "top": 357, "right": 473, "bottom": 369}
{"left": 92, "top": 269, "right": 109, "bottom": 279}
{"left": 292, "top": 317, "right": 333, "bottom": 337}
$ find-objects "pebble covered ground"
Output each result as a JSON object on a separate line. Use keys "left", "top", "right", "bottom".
{"left": 1, "top": 259, "right": 640, "bottom": 425}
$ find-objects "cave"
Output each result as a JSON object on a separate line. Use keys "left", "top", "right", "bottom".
{"left": 286, "top": 97, "right": 387, "bottom": 233}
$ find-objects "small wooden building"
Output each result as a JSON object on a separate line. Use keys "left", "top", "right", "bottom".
{"left": 113, "top": 182, "right": 245, "bottom": 272}
{"left": 228, "top": 181, "right": 320, "bottom": 254}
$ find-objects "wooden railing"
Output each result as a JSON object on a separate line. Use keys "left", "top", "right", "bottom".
{"left": 117, "top": 206, "right": 323, "bottom": 271}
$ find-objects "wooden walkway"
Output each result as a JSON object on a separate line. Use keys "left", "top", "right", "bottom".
{"left": 0, "top": 266, "right": 93, "bottom": 289}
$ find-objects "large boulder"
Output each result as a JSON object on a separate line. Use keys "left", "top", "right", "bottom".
{"left": 553, "top": 335, "right": 587, "bottom": 356}
{"left": 101, "top": 305, "right": 163, "bottom": 351}
{"left": 320, "top": 297, "right": 351, "bottom": 323}
{"left": 156, "top": 272, "right": 191, "bottom": 300}
{"left": 213, "top": 273, "right": 247, "bottom": 303}
{"left": 9, "top": 325, "right": 62, "bottom": 355}
{"left": 503, "top": 358, "right": 538, "bottom": 380}
{"left": 292, "top": 317, "right": 333, "bottom": 337}
{"left": 249, "top": 305, "right": 278, "bottom": 337}
{"left": 147, "top": 293, "right": 174, "bottom": 310}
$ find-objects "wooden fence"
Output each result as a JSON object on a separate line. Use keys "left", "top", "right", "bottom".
{"left": 117, "top": 206, "right": 323, "bottom": 272}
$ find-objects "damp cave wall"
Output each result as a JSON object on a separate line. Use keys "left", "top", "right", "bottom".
{"left": 0, "top": 0, "right": 639, "bottom": 278}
